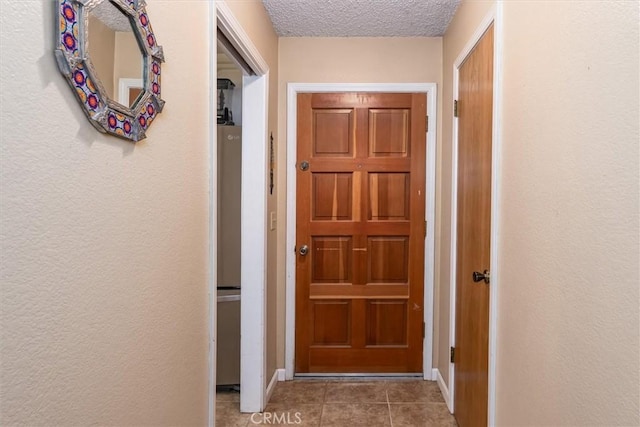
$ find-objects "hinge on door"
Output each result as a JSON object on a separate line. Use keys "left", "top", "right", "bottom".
{"left": 422, "top": 322, "right": 425, "bottom": 339}
{"left": 424, "top": 221, "right": 427, "bottom": 238}
{"left": 425, "top": 115, "right": 429, "bottom": 132}
{"left": 454, "top": 100, "right": 459, "bottom": 117}
{"left": 294, "top": 245, "right": 296, "bottom": 253}
{"left": 450, "top": 346, "right": 455, "bottom": 363}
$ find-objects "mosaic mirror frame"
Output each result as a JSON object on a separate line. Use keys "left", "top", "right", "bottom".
{"left": 54, "top": 0, "right": 165, "bottom": 142}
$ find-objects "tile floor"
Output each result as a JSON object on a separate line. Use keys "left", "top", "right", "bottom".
{"left": 216, "top": 379, "right": 458, "bottom": 426}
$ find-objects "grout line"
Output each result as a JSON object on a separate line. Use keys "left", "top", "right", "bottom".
{"left": 318, "top": 403, "right": 325, "bottom": 427}
{"left": 387, "top": 390, "right": 393, "bottom": 427}
{"left": 319, "top": 381, "right": 328, "bottom": 427}
{"left": 322, "top": 380, "right": 329, "bottom": 403}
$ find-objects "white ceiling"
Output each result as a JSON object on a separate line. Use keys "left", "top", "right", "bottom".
{"left": 262, "top": 0, "right": 461, "bottom": 37}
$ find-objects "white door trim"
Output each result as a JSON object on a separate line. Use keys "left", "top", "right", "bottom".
{"left": 208, "top": 3, "right": 216, "bottom": 426}
{"left": 448, "top": 4, "right": 503, "bottom": 424}
{"left": 117, "top": 78, "right": 143, "bottom": 107}
{"left": 216, "top": 1, "right": 268, "bottom": 75}
{"left": 214, "top": 1, "right": 270, "bottom": 418}
{"left": 240, "top": 73, "right": 269, "bottom": 413}
{"left": 285, "top": 83, "right": 438, "bottom": 380}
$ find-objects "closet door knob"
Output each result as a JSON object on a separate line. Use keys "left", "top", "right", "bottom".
{"left": 472, "top": 270, "right": 490, "bottom": 284}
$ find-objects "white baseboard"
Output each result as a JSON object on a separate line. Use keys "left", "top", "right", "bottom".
{"left": 276, "top": 368, "right": 286, "bottom": 381}
{"left": 436, "top": 369, "right": 453, "bottom": 413}
{"left": 431, "top": 368, "right": 438, "bottom": 381}
{"left": 265, "top": 369, "right": 280, "bottom": 404}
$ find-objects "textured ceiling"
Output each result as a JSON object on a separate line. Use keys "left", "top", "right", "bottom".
{"left": 89, "top": 0, "right": 133, "bottom": 32}
{"left": 262, "top": 0, "right": 461, "bottom": 37}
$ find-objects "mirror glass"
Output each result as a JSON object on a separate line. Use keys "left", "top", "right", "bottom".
{"left": 87, "top": 0, "right": 145, "bottom": 109}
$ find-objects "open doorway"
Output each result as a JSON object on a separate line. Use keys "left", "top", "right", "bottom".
{"left": 211, "top": 3, "right": 271, "bottom": 422}
{"left": 215, "top": 46, "right": 243, "bottom": 399}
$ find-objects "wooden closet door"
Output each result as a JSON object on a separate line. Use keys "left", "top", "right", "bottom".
{"left": 454, "top": 24, "right": 494, "bottom": 427}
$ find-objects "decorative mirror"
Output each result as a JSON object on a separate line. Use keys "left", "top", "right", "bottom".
{"left": 55, "top": 0, "right": 164, "bottom": 142}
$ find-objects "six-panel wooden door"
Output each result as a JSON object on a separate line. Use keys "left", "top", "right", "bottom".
{"left": 295, "top": 92, "right": 427, "bottom": 373}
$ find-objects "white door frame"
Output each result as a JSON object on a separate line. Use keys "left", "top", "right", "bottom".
{"left": 447, "top": 4, "right": 503, "bottom": 425}
{"left": 285, "top": 83, "right": 438, "bottom": 380}
{"left": 208, "top": 3, "right": 216, "bottom": 425}
{"left": 211, "top": 2, "right": 270, "bottom": 421}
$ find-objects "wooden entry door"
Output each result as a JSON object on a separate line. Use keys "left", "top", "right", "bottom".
{"left": 453, "top": 24, "right": 494, "bottom": 427}
{"left": 295, "top": 92, "right": 427, "bottom": 373}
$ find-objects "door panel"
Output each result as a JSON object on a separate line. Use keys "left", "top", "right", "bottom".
{"left": 366, "top": 300, "right": 408, "bottom": 345}
{"left": 312, "top": 173, "right": 353, "bottom": 221}
{"left": 313, "top": 109, "right": 354, "bottom": 157}
{"left": 369, "top": 173, "right": 410, "bottom": 220}
{"left": 311, "top": 237, "right": 352, "bottom": 282}
{"left": 368, "top": 237, "right": 409, "bottom": 282}
{"left": 311, "top": 300, "right": 351, "bottom": 345}
{"left": 454, "top": 24, "right": 494, "bottom": 427}
{"left": 295, "top": 92, "right": 426, "bottom": 373}
{"left": 369, "top": 109, "right": 410, "bottom": 157}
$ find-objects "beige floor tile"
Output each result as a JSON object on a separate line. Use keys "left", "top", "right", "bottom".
{"left": 215, "top": 380, "right": 451, "bottom": 426}
{"left": 320, "top": 403, "right": 391, "bottom": 426}
{"left": 324, "top": 382, "right": 388, "bottom": 403}
{"left": 385, "top": 380, "right": 445, "bottom": 403}
{"left": 252, "top": 403, "right": 322, "bottom": 426}
{"left": 389, "top": 403, "right": 457, "bottom": 427}
{"left": 269, "top": 380, "right": 328, "bottom": 404}
{"left": 216, "top": 401, "right": 250, "bottom": 427}
{"left": 217, "top": 390, "right": 241, "bottom": 402}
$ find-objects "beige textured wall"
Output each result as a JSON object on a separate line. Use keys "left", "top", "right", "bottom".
{"left": 496, "top": 1, "right": 639, "bottom": 424}
{"left": 442, "top": 0, "right": 639, "bottom": 423}
{"left": 222, "top": 0, "right": 280, "bottom": 384}
{"left": 0, "top": 2, "right": 211, "bottom": 425}
{"left": 439, "top": 0, "right": 495, "bottom": 387}
{"left": 277, "top": 37, "right": 443, "bottom": 368}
